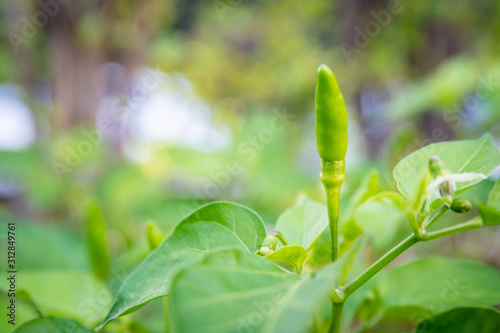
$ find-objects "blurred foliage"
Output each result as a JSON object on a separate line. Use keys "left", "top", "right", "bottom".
{"left": 1, "top": 0, "right": 500, "bottom": 331}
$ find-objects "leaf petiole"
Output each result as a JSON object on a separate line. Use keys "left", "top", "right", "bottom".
{"left": 420, "top": 217, "right": 483, "bottom": 241}
{"left": 424, "top": 205, "right": 449, "bottom": 228}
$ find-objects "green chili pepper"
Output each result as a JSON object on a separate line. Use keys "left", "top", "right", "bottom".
{"left": 315, "top": 64, "right": 348, "bottom": 162}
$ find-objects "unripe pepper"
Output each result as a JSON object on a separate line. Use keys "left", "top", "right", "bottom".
{"left": 315, "top": 64, "right": 348, "bottom": 162}
{"left": 315, "top": 64, "right": 348, "bottom": 262}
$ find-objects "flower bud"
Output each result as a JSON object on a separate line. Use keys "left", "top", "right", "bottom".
{"left": 258, "top": 246, "right": 271, "bottom": 256}
{"left": 451, "top": 198, "right": 472, "bottom": 214}
{"left": 256, "top": 235, "right": 278, "bottom": 256}
{"left": 428, "top": 156, "right": 455, "bottom": 206}
{"left": 262, "top": 234, "right": 278, "bottom": 250}
{"left": 429, "top": 155, "right": 447, "bottom": 177}
{"left": 439, "top": 180, "right": 456, "bottom": 207}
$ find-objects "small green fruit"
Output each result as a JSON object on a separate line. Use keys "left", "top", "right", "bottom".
{"left": 451, "top": 198, "right": 472, "bottom": 214}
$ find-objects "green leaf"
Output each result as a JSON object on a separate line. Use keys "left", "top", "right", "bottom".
{"left": 99, "top": 202, "right": 266, "bottom": 329}
{"left": 170, "top": 245, "right": 360, "bottom": 333}
{"left": 415, "top": 307, "right": 500, "bottom": 333}
{"left": 11, "top": 220, "right": 90, "bottom": 271}
{"left": 343, "top": 170, "right": 380, "bottom": 222}
{"left": 372, "top": 257, "right": 500, "bottom": 323}
{"left": 487, "top": 177, "right": 500, "bottom": 207}
{"left": 170, "top": 249, "right": 300, "bottom": 333}
{"left": 263, "top": 239, "right": 363, "bottom": 333}
{"left": 354, "top": 192, "right": 408, "bottom": 250}
{"left": 3, "top": 271, "right": 112, "bottom": 326}
{"left": 341, "top": 170, "right": 380, "bottom": 242}
{"left": 394, "top": 135, "right": 500, "bottom": 198}
{"left": 479, "top": 205, "right": 500, "bottom": 226}
{"left": 275, "top": 197, "right": 329, "bottom": 251}
{"left": 0, "top": 292, "right": 39, "bottom": 332}
{"left": 479, "top": 178, "right": 500, "bottom": 226}
{"left": 11, "top": 316, "right": 91, "bottom": 333}
{"left": 265, "top": 245, "right": 308, "bottom": 273}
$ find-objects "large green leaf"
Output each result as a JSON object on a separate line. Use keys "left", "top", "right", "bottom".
{"left": 342, "top": 170, "right": 380, "bottom": 225}
{"left": 394, "top": 135, "right": 500, "bottom": 198}
{"left": 170, "top": 247, "right": 359, "bottom": 333}
{"left": 263, "top": 240, "right": 363, "bottom": 333}
{"left": 0, "top": 292, "right": 39, "bottom": 332}
{"left": 169, "top": 249, "right": 300, "bottom": 333}
{"left": 265, "top": 245, "right": 308, "bottom": 274}
{"left": 99, "top": 202, "right": 266, "bottom": 329}
{"left": 275, "top": 197, "right": 328, "bottom": 251}
{"left": 2, "top": 271, "right": 112, "bottom": 326}
{"left": 11, "top": 316, "right": 91, "bottom": 333}
{"left": 354, "top": 192, "right": 408, "bottom": 250}
{"left": 341, "top": 170, "right": 380, "bottom": 244}
{"left": 4, "top": 220, "right": 90, "bottom": 271}
{"left": 415, "top": 307, "right": 500, "bottom": 333}
{"left": 374, "top": 257, "right": 500, "bottom": 322}
{"left": 479, "top": 178, "right": 500, "bottom": 226}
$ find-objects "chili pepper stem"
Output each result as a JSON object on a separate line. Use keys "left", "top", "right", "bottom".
{"left": 329, "top": 301, "right": 344, "bottom": 333}
{"left": 320, "top": 160, "right": 345, "bottom": 262}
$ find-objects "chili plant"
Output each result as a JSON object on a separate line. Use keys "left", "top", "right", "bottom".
{"left": 13, "top": 66, "right": 500, "bottom": 333}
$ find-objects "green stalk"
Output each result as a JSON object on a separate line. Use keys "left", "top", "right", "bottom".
{"left": 342, "top": 234, "right": 419, "bottom": 297}
{"left": 424, "top": 206, "right": 449, "bottom": 228}
{"left": 342, "top": 216, "right": 483, "bottom": 298}
{"left": 320, "top": 160, "right": 346, "bottom": 262}
{"left": 330, "top": 301, "right": 344, "bottom": 333}
{"left": 421, "top": 217, "right": 482, "bottom": 241}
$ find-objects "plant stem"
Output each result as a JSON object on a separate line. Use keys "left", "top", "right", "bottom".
{"left": 328, "top": 302, "right": 345, "bottom": 333}
{"left": 320, "top": 160, "right": 345, "bottom": 262}
{"left": 421, "top": 217, "right": 482, "bottom": 241}
{"left": 341, "top": 216, "right": 483, "bottom": 297}
{"left": 329, "top": 301, "right": 344, "bottom": 333}
{"left": 342, "top": 234, "right": 419, "bottom": 297}
{"left": 424, "top": 205, "right": 449, "bottom": 228}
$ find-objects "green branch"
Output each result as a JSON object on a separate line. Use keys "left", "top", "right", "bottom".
{"left": 341, "top": 216, "right": 484, "bottom": 298}
{"left": 329, "top": 301, "right": 344, "bottom": 333}
{"left": 421, "top": 217, "right": 483, "bottom": 241}
{"left": 424, "top": 205, "right": 449, "bottom": 228}
{"left": 342, "top": 235, "right": 419, "bottom": 297}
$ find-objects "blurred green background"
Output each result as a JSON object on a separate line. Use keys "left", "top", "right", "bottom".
{"left": 1, "top": 0, "right": 500, "bottom": 332}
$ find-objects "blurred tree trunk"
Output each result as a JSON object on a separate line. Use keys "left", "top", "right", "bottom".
{"left": 47, "top": 12, "right": 100, "bottom": 131}
{"left": 37, "top": 0, "right": 172, "bottom": 133}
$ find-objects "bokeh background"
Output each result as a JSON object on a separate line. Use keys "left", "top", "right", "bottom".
{"left": 1, "top": 0, "right": 500, "bottom": 332}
